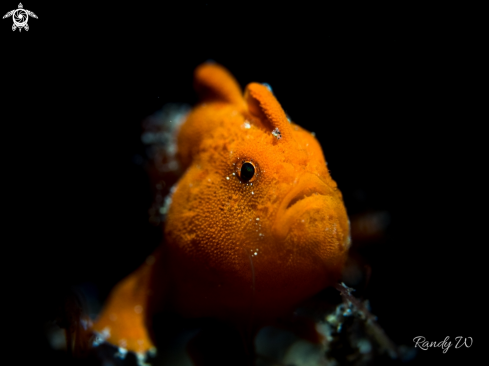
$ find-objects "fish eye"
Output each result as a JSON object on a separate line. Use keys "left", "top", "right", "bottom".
{"left": 238, "top": 161, "right": 257, "bottom": 182}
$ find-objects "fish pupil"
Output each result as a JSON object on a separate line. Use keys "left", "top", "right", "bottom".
{"left": 241, "top": 162, "right": 255, "bottom": 181}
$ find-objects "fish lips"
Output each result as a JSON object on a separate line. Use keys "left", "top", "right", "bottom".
{"left": 273, "top": 174, "right": 350, "bottom": 253}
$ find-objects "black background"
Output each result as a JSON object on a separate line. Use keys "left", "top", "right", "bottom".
{"left": 3, "top": 2, "right": 484, "bottom": 365}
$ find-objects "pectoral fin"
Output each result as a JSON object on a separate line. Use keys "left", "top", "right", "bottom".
{"left": 91, "top": 260, "right": 156, "bottom": 355}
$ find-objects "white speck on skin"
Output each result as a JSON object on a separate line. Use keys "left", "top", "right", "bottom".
{"left": 115, "top": 346, "right": 128, "bottom": 359}
{"left": 226, "top": 177, "right": 229, "bottom": 180}
{"left": 272, "top": 127, "right": 282, "bottom": 139}
{"left": 135, "top": 352, "right": 149, "bottom": 366}
{"left": 242, "top": 121, "right": 251, "bottom": 129}
{"left": 91, "top": 334, "right": 104, "bottom": 347}
{"left": 92, "top": 327, "right": 111, "bottom": 346}
{"left": 102, "top": 327, "right": 111, "bottom": 338}
{"left": 251, "top": 192, "right": 254, "bottom": 195}
{"left": 256, "top": 218, "right": 260, "bottom": 221}
{"left": 232, "top": 173, "right": 235, "bottom": 175}
{"left": 262, "top": 83, "right": 273, "bottom": 93}
{"left": 159, "top": 182, "right": 178, "bottom": 216}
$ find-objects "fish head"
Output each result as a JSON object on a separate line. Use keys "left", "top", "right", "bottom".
{"left": 164, "top": 63, "right": 350, "bottom": 318}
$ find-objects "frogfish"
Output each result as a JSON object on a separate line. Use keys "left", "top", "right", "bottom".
{"left": 91, "top": 62, "right": 351, "bottom": 360}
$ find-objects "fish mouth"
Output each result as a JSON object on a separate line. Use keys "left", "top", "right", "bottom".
{"left": 273, "top": 174, "right": 333, "bottom": 241}
{"left": 285, "top": 186, "right": 328, "bottom": 210}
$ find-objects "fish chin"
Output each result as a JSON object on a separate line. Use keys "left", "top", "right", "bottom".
{"left": 247, "top": 194, "right": 350, "bottom": 313}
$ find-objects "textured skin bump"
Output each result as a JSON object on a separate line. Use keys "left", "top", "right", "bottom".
{"left": 193, "top": 62, "right": 246, "bottom": 107}
{"left": 91, "top": 63, "right": 351, "bottom": 355}
{"left": 244, "top": 82, "right": 294, "bottom": 142}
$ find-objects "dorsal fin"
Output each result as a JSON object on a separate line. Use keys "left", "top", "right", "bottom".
{"left": 194, "top": 62, "right": 245, "bottom": 108}
{"left": 244, "top": 82, "right": 293, "bottom": 143}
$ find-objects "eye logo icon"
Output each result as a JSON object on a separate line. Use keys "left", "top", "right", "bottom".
{"left": 3, "top": 3, "right": 37, "bottom": 32}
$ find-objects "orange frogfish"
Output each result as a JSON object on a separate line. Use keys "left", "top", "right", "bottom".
{"left": 91, "top": 62, "right": 351, "bottom": 359}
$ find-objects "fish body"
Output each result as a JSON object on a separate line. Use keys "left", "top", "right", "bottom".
{"left": 91, "top": 63, "right": 351, "bottom": 356}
